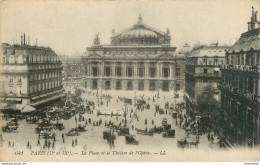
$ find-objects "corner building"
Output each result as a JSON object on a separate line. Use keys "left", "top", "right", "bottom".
{"left": 0, "top": 34, "right": 64, "bottom": 111}
{"left": 219, "top": 8, "right": 260, "bottom": 148}
{"left": 82, "top": 15, "right": 185, "bottom": 92}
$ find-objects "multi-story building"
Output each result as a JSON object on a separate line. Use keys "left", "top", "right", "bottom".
{"left": 0, "top": 34, "right": 65, "bottom": 112}
{"left": 219, "top": 7, "right": 260, "bottom": 148}
{"left": 82, "top": 15, "right": 185, "bottom": 92}
{"left": 60, "top": 55, "right": 84, "bottom": 85}
{"left": 184, "top": 43, "right": 230, "bottom": 116}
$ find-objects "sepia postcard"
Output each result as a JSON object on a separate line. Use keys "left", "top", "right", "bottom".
{"left": 0, "top": 0, "right": 260, "bottom": 162}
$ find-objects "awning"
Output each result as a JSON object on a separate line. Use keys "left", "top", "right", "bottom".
{"left": 30, "top": 93, "right": 66, "bottom": 106}
{"left": 31, "top": 96, "right": 40, "bottom": 100}
{"left": 6, "top": 98, "right": 22, "bottom": 102}
{"left": 21, "top": 105, "right": 36, "bottom": 113}
{"left": 214, "top": 68, "right": 220, "bottom": 71}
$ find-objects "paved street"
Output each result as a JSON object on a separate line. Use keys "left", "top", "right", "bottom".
{"left": 0, "top": 85, "right": 221, "bottom": 155}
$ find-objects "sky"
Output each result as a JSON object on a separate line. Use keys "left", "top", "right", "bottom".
{"left": 0, "top": 0, "right": 259, "bottom": 55}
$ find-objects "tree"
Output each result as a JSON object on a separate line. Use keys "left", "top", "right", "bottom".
{"left": 196, "top": 85, "right": 221, "bottom": 132}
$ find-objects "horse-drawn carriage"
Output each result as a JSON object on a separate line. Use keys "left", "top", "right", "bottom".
{"left": 66, "top": 130, "right": 79, "bottom": 136}
{"left": 125, "top": 135, "right": 139, "bottom": 145}
{"left": 151, "top": 126, "right": 163, "bottom": 134}
{"left": 76, "top": 125, "right": 87, "bottom": 132}
{"left": 53, "top": 122, "right": 65, "bottom": 131}
{"left": 162, "top": 129, "right": 175, "bottom": 138}
{"left": 103, "top": 130, "right": 116, "bottom": 142}
{"left": 26, "top": 117, "right": 38, "bottom": 124}
{"left": 40, "top": 130, "right": 53, "bottom": 139}
{"left": 177, "top": 139, "right": 189, "bottom": 148}
{"left": 136, "top": 128, "right": 154, "bottom": 136}
{"left": 118, "top": 127, "right": 130, "bottom": 136}
{"left": 35, "top": 121, "right": 53, "bottom": 134}
{"left": 2, "top": 125, "right": 18, "bottom": 133}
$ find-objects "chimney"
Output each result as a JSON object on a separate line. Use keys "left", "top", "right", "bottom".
{"left": 21, "top": 35, "right": 23, "bottom": 45}
{"left": 255, "top": 11, "right": 258, "bottom": 22}
{"left": 24, "top": 33, "right": 26, "bottom": 45}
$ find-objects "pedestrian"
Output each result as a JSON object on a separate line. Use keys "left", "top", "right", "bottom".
{"left": 12, "top": 142, "right": 14, "bottom": 149}
{"left": 45, "top": 138, "right": 47, "bottom": 147}
{"left": 207, "top": 133, "right": 210, "bottom": 141}
{"left": 37, "top": 139, "right": 41, "bottom": 146}
{"left": 38, "top": 133, "right": 40, "bottom": 139}
{"left": 152, "top": 120, "right": 154, "bottom": 125}
{"left": 75, "top": 116, "right": 77, "bottom": 123}
{"left": 53, "top": 133, "right": 56, "bottom": 142}
{"left": 8, "top": 141, "right": 11, "bottom": 148}
{"left": 52, "top": 141, "right": 55, "bottom": 150}
{"left": 145, "top": 118, "right": 147, "bottom": 125}
{"left": 27, "top": 141, "right": 30, "bottom": 148}
{"left": 75, "top": 138, "right": 78, "bottom": 146}
{"left": 72, "top": 140, "right": 74, "bottom": 147}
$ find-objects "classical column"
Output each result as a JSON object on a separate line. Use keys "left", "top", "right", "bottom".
{"left": 89, "top": 62, "right": 92, "bottom": 76}
{"left": 123, "top": 62, "right": 126, "bottom": 77}
{"left": 156, "top": 62, "right": 160, "bottom": 78}
{"left": 112, "top": 62, "right": 115, "bottom": 77}
{"left": 145, "top": 62, "right": 149, "bottom": 78}
{"left": 134, "top": 62, "right": 137, "bottom": 77}
{"left": 101, "top": 61, "right": 104, "bottom": 77}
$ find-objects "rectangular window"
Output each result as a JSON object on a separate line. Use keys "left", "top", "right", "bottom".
{"left": 116, "top": 67, "right": 122, "bottom": 77}
{"left": 105, "top": 67, "right": 111, "bottom": 76}
{"left": 138, "top": 68, "right": 144, "bottom": 77}
{"left": 150, "top": 68, "right": 156, "bottom": 77}
{"left": 204, "top": 68, "right": 208, "bottom": 74}
{"left": 127, "top": 68, "right": 132, "bottom": 77}
{"left": 176, "top": 68, "right": 181, "bottom": 77}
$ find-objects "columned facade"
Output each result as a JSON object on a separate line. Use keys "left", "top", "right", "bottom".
{"left": 82, "top": 15, "right": 185, "bottom": 92}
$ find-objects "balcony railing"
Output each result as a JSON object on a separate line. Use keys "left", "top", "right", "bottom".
{"left": 218, "top": 83, "right": 259, "bottom": 103}
{"left": 194, "top": 73, "right": 221, "bottom": 77}
{"left": 221, "top": 64, "right": 260, "bottom": 72}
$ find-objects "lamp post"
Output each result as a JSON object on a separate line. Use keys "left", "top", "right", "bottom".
{"left": 124, "top": 103, "right": 127, "bottom": 126}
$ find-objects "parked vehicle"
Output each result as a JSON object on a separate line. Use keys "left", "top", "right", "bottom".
{"left": 162, "top": 129, "right": 175, "bottom": 138}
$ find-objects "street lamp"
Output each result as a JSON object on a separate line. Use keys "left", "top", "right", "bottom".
{"left": 124, "top": 103, "right": 127, "bottom": 126}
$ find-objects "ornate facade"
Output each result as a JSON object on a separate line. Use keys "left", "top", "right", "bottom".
{"left": 82, "top": 15, "right": 185, "bottom": 92}
{"left": 219, "top": 8, "right": 260, "bottom": 148}
{"left": 0, "top": 34, "right": 65, "bottom": 111}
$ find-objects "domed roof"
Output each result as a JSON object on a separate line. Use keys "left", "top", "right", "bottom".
{"left": 119, "top": 28, "right": 158, "bottom": 38}
{"left": 111, "top": 14, "right": 171, "bottom": 46}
